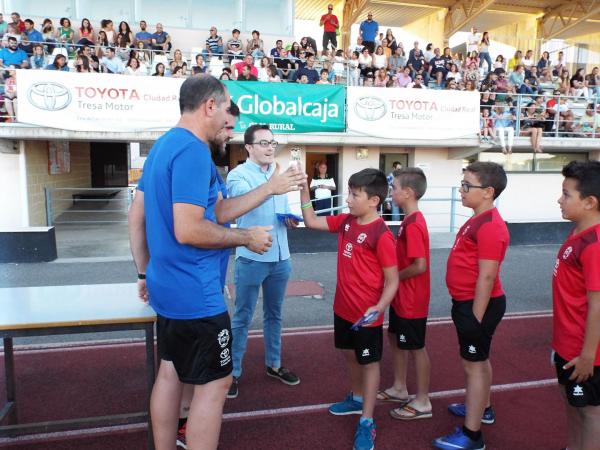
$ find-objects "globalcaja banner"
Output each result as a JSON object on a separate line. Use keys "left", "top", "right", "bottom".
{"left": 16, "top": 70, "right": 346, "bottom": 133}
{"left": 224, "top": 81, "right": 345, "bottom": 133}
{"left": 347, "top": 87, "right": 479, "bottom": 140}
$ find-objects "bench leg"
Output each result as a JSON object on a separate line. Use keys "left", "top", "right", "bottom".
{"left": 1, "top": 338, "right": 17, "bottom": 427}
{"left": 145, "top": 323, "right": 156, "bottom": 450}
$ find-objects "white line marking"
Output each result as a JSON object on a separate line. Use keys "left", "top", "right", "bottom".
{"left": 0, "top": 378, "right": 557, "bottom": 446}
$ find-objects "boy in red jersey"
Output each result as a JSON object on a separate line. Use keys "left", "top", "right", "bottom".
{"left": 300, "top": 168, "right": 398, "bottom": 450}
{"left": 553, "top": 161, "right": 600, "bottom": 450}
{"left": 434, "top": 162, "right": 509, "bottom": 450}
{"left": 377, "top": 167, "right": 432, "bottom": 420}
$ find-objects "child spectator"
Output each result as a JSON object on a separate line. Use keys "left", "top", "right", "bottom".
{"left": 267, "top": 64, "right": 281, "bottom": 82}
{"left": 574, "top": 103, "right": 600, "bottom": 137}
{"left": 396, "top": 66, "right": 412, "bottom": 88}
{"left": 347, "top": 51, "right": 360, "bottom": 86}
{"left": 316, "top": 68, "right": 331, "bottom": 84}
{"left": 434, "top": 162, "right": 509, "bottom": 450}
{"left": 479, "top": 108, "right": 495, "bottom": 143}
{"left": 332, "top": 49, "right": 345, "bottom": 84}
{"left": 226, "top": 29, "right": 243, "bottom": 61}
{"left": 300, "top": 168, "right": 399, "bottom": 450}
{"left": 29, "top": 44, "right": 48, "bottom": 70}
{"left": 378, "top": 168, "right": 432, "bottom": 421}
{"left": 492, "top": 104, "right": 515, "bottom": 154}
{"left": 553, "top": 161, "right": 600, "bottom": 450}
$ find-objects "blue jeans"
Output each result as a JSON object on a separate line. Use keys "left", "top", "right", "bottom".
{"left": 202, "top": 45, "right": 224, "bottom": 59}
{"left": 231, "top": 257, "right": 291, "bottom": 378}
{"left": 479, "top": 52, "right": 492, "bottom": 72}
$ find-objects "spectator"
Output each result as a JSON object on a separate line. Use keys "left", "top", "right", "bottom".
{"left": 465, "top": 50, "right": 480, "bottom": 68}
{"left": 522, "top": 49, "right": 534, "bottom": 71}
{"left": 526, "top": 66, "right": 541, "bottom": 91}
{"left": 75, "top": 54, "right": 94, "bottom": 73}
{"left": 320, "top": 3, "right": 339, "bottom": 52}
{"left": 118, "top": 21, "right": 134, "bottom": 48}
{"left": 258, "top": 56, "right": 271, "bottom": 81}
{"left": 275, "top": 49, "right": 294, "bottom": 80}
{"left": 443, "top": 46, "right": 453, "bottom": 69}
{"left": 495, "top": 70, "right": 509, "bottom": 93}
{"left": 408, "top": 41, "right": 420, "bottom": 61}
{"left": 172, "top": 49, "right": 187, "bottom": 68}
{"left": 317, "top": 68, "right": 331, "bottom": 84}
{"left": 0, "top": 13, "right": 7, "bottom": 37}
{"left": 171, "top": 65, "right": 185, "bottom": 78}
{"left": 237, "top": 64, "right": 258, "bottom": 81}
{"left": 101, "top": 19, "right": 116, "bottom": 45}
{"left": 509, "top": 65, "right": 534, "bottom": 94}
{"left": 202, "top": 26, "right": 223, "bottom": 60}
{"left": 219, "top": 71, "right": 231, "bottom": 80}
{"left": 152, "top": 62, "right": 165, "bottom": 76}
{"left": 375, "top": 32, "right": 384, "bottom": 48}
{"left": 374, "top": 68, "right": 389, "bottom": 87}
{"left": 41, "top": 19, "right": 56, "bottom": 52}
{"left": 10, "top": 12, "right": 25, "bottom": 33}
{"left": 24, "top": 19, "right": 43, "bottom": 46}
{"left": 234, "top": 54, "right": 258, "bottom": 79}
{"left": 480, "top": 71, "right": 497, "bottom": 92}
{"left": 407, "top": 47, "right": 425, "bottom": 79}
{"left": 125, "top": 56, "right": 145, "bottom": 76}
{"left": 507, "top": 50, "right": 522, "bottom": 72}
{"left": 151, "top": 23, "right": 171, "bottom": 53}
{"left": 332, "top": 49, "right": 344, "bottom": 83}
{"left": 395, "top": 66, "right": 412, "bottom": 88}
{"left": 493, "top": 54, "right": 505, "bottom": 71}
{"left": 3, "top": 66, "right": 17, "bottom": 122}
{"left": 384, "top": 29, "right": 398, "bottom": 53}
{"left": 246, "top": 30, "right": 264, "bottom": 59}
{"left": 310, "top": 161, "right": 336, "bottom": 216}
{"left": 408, "top": 74, "right": 427, "bottom": 89}
{"left": 78, "top": 18, "right": 95, "bottom": 46}
{"left": 96, "top": 30, "right": 110, "bottom": 57}
{"left": 479, "top": 31, "right": 492, "bottom": 73}
{"left": 480, "top": 108, "right": 495, "bottom": 143}
{"left": 464, "top": 79, "right": 477, "bottom": 91}
{"left": 57, "top": 17, "right": 74, "bottom": 50}
{"left": 0, "top": 36, "right": 28, "bottom": 68}
{"left": 492, "top": 104, "right": 515, "bottom": 154}
{"left": 574, "top": 103, "right": 600, "bottom": 137}
{"left": 429, "top": 47, "right": 447, "bottom": 88}
{"left": 558, "top": 69, "right": 571, "bottom": 94}
{"left": 100, "top": 47, "right": 125, "bottom": 74}
{"left": 300, "top": 36, "right": 317, "bottom": 56}
{"left": 347, "top": 51, "right": 360, "bottom": 86}
{"left": 294, "top": 54, "right": 319, "bottom": 84}
{"left": 447, "top": 63, "right": 462, "bottom": 83}
{"left": 135, "top": 20, "right": 153, "bottom": 48}
{"left": 467, "top": 26, "right": 480, "bottom": 54}
{"left": 446, "top": 79, "right": 459, "bottom": 90}
{"left": 192, "top": 54, "right": 207, "bottom": 75}
{"left": 79, "top": 45, "right": 99, "bottom": 71}
{"left": 29, "top": 44, "right": 48, "bottom": 69}
{"left": 520, "top": 102, "right": 544, "bottom": 152}
{"left": 539, "top": 68, "right": 557, "bottom": 90}
{"left": 363, "top": 71, "right": 375, "bottom": 86}
{"left": 289, "top": 41, "right": 301, "bottom": 59}
{"left": 372, "top": 45, "right": 386, "bottom": 70}
{"left": 389, "top": 46, "right": 406, "bottom": 73}
{"left": 537, "top": 51, "right": 550, "bottom": 71}
{"left": 2, "top": 23, "right": 20, "bottom": 45}
{"left": 348, "top": 36, "right": 364, "bottom": 54}
{"left": 19, "top": 34, "right": 33, "bottom": 55}
{"left": 358, "top": 47, "right": 373, "bottom": 78}
{"left": 463, "top": 61, "right": 480, "bottom": 85}
{"left": 134, "top": 42, "right": 150, "bottom": 67}
{"left": 45, "top": 54, "right": 69, "bottom": 71}
{"left": 359, "top": 11, "right": 378, "bottom": 54}
{"left": 552, "top": 51, "right": 565, "bottom": 76}
{"left": 267, "top": 64, "right": 281, "bottom": 82}
{"left": 115, "top": 35, "right": 132, "bottom": 61}
{"left": 423, "top": 43, "right": 434, "bottom": 63}
{"left": 270, "top": 39, "right": 284, "bottom": 60}
{"left": 570, "top": 68, "right": 589, "bottom": 98}
{"left": 586, "top": 66, "right": 599, "bottom": 97}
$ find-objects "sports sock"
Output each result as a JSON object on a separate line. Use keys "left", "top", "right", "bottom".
{"left": 462, "top": 425, "right": 482, "bottom": 441}
{"left": 178, "top": 417, "right": 187, "bottom": 430}
{"left": 359, "top": 417, "right": 373, "bottom": 426}
{"left": 352, "top": 393, "right": 363, "bottom": 403}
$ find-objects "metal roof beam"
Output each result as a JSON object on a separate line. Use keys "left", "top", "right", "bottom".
{"left": 537, "top": 0, "right": 600, "bottom": 39}
{"left": 443, "top": 0, "right": 498, "bottom": 40}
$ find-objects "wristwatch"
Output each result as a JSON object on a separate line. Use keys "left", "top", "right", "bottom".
{"left": 137, "top": 273, "right": 146, "bottom": 280}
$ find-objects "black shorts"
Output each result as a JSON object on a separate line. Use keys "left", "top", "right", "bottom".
{"left": 334, "top": 314, "right": 383, "bottom": 365}
{"left": 555, "top": 352, "right": 600, "bottom": 407}
{"left": 157, "top": 311, "right": 233, "bottom": 385}
{"left": 451, "top": 295, "right": 506, "bottom": 362}
{"left": 387, "top": 307, "right": 427, "bottom": 350}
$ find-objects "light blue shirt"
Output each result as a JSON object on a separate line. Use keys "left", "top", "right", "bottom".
{"left": 227, "top": 160, "right": 291, "bottom": 262}
{"left": 100, "top": 55, "right": 125, "bottom": 74}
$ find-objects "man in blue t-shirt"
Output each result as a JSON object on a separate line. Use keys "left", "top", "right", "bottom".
{"left": 135, "top": 20, "right": 153, "bottom": 48}
{"left": 359, "top": 11, "right": 378, "bottom": 54}
{"left": 129, "top": 77, "right": 306, "bottom": 448}
{"left": 24, "top": 19, "right": 43, "bottom": 47}
{"left": 0, "top": 36, "right": 28, "bottom": 68}
{"left": 150, "top": 22, "right": 171, "bottom": 53}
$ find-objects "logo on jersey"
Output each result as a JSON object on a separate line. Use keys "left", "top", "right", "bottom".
{"left": 357, "top": 233, "right": 367, "bottom": 244}
{"left": 219, "top": 348, "right": 231, "bottom": 366}
{"left": 468, "top": 345, "right": 477, "bottom": 354}
{"left": 553, "top": 258, "right": 560, "bottom": 277}
{"left": 345, "top": 224, "right": 350, "bottom": 232}
{"left": 217, "top": 329, "right": 230, "bottom": 348}
{"left": 361, "top": 348, "right": 370, "bottom": 357}
{"left": 343, "top": 242, "right": 353, "bottom": 258}
{"left": 399, "top": 334, "right": 407, "bottom": 343}
{"left": 562, "top": 246, "right": 573, "bottom": 260}
{"left": 462, "top": 225, "right": 471, "bottom": 236}
{"left": 398, "top": 226, "right": 404, "bottom": 237}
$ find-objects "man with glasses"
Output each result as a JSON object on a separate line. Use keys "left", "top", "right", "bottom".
{"left": 203, "top": 26, "right": 224, "bottom": 60}
{"left": 359, "top": 12, "right": 378, "bottom": 55}
{"left": 226, "top": 124, "right": 302, "bottom": 399}
{"left": 150, "top": 23, "right": 171, "bottom": 53}
{"left": 294, "top": 55, "right": 319, "bottom": 84}
{"left": 320, "top": 4, "right": 339, "bottom": 53}
{"left": 408, "top": 74, "right": 427, "bottom": 89}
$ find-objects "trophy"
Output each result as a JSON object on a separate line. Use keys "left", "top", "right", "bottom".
{"left": 289, "top": 146, "right": 303, "bottom": 190}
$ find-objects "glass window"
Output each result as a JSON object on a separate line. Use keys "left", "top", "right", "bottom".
{"left": 77, "top": 0, "right": 134, "bottom": 24}
{"left": 191, "top": 0, "right": 242, "bottom": 31}
{"left": 479, "top": 152, "right": 533, "bottom": 172}
{"left": 243, "top": 0, "right": 293, "bottom": 36}
{"left": 136, "top": 0, "right": 188, "bottom": 28}
{"left": 379, "top": 153, "right": 409, "bottom": 175}
{"left": 9, "top": 0, "right": 74, "bottom": 19}
{"left": 534, "top": 152, "right": 587, "bottom": 172}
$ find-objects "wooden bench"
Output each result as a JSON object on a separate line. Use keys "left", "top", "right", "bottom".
{"left": 0, "top": 283, "right": 156, "bottom": 448}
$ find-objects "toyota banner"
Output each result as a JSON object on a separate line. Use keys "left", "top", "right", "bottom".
{"left": 16, "top": 70, "right": 345, "bottom": 133}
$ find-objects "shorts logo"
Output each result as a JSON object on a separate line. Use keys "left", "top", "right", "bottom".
{"left": 343, "top": 242, "right": 353, "bottom": 258}
{"left": 357, "top": 233, "right": 367, "bottom": 244}
{"left": 573, "top": 385, "right": 584, "bottom": 397}
{"left": 468, "top": 345, "right": 477, "bottom": 354}
{"left": 344, "top": 224, "right": 350, "bottom": 232}
{"left": 219, "top": 348, "right": 231, "bottom": 367}
{"left": 399, "top": 334, "right": 406, "bottom": 343}
{"left": 361, "top": 348, "right": 370, "bottom": 357}
{"left": 217, "top": 329, "right": 230, "bottom": 348}
{"left": 562, "top": 246, "right": 573, "bottom": 260}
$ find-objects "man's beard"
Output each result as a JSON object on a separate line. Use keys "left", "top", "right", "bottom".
{"left": 209, "top": 141, "right": 227, "bottom": 159}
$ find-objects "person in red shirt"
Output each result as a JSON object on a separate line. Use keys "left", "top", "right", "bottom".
{"left": 434, "top": 162, "right": 509, "bottom": 450}
{"left": 319, "top": 4, "right": 339, "bottom": 54}
{"left": 376, "top": 167, "right": 432, "bottom": 421}
{"left": 300, "top": 168, "right": 398, "bottom": 450}
{"left": 234, "top": 54, "right": 258, "bottom": 79}
{"left": 553, "top": 160, "right": 600, "bottom": 450}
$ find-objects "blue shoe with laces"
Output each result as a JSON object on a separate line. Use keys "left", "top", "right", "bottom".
{"left": 353, "top": 418, "right": 376, "bottom": 450}
{"left": 328, "top": 393, "right": 363, "bottom": 415}
{"left": 433, "top": 427, "right": 485, "bottom": 450}
{"left": 447, "top": 403, "right": 496, "bottom": 424}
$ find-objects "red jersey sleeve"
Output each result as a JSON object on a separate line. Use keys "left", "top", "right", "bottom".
{"left": 326, "top": 213, "right": 349, "bottom": 233}
{"left": 477, "top": 222, "right": 507, "bottom": 261}
{"left": 405, "top": 223, "right": 427, "bottom": 260}
{"left": 376, "top": 230, "right": 398, "bottom": 268}
{"left": 582, "top": 243, "right": 600, "bottom": 291}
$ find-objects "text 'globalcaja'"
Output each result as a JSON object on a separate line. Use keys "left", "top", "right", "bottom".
{"left": 234, "top": 94, "right": 340, "bottom": 124}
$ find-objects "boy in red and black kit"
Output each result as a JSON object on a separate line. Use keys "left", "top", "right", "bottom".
{"left": 377, "top": 167, "right": 432, "bottom": 421}
{"left": 434, "top": 162, "right": 509, "bottom": 450}
{"left": 553, "top": 161, "right": 600, "bottom": 450}
{"left": 300, "top": 168, "right": 398, "bottom": 450}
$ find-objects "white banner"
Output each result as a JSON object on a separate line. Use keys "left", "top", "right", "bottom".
{"left": 347, "top": 87, "right": 480, "bottom": 140}
{"left": 16, "top": 70, "right": 183, "bottom": 132}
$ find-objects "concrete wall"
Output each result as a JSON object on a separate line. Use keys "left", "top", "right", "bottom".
{"left": 0, "top": 143, "right": 28, "bottom": 227}
{"left": 25, "top": 141, "right": 91, "bottom": 226}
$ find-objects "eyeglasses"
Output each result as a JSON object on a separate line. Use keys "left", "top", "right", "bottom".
{"left": 460, "top": 181, "right": 489, "bottom": 193}
{"left": 252, "top": 140, "right": 278, "bottom": 148}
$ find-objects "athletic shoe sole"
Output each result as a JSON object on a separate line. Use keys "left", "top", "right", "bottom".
{"left": 266, "top": 371, "right": 301, "bottom": 386}
{"left": 176, "top": 438, "right": 187, "bottom": 449}
{"left": 328, "top": 409, "right": 363, "bottom": 416}
{"left": 353, "top": 445, "right": 374, "bottom": 450}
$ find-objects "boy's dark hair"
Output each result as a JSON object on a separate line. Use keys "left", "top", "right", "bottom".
{"left": 562, "top": 161, "right": 600, "bottom": 210}
{"left": 464, "top": 161, "right": 507, "bottom": 199}
{"left": 320, "top": 68, "right": 328, "bottom": 75}
{"left": 348, "top": 168, "right": 388, "bottom": 207}
{"left": 244, "top": 124, "right": 271, "bottom": 145}
{"left": 393, "top": 167, "right": 427, "bottom": 200}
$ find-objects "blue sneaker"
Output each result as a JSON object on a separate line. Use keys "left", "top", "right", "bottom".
{"left": 433, "top": 427, "right": 485, "bottom": 450}
{"left": 328, "top": 393, "right": 363, "bottom": 415}
{"left": 447, "top": 403, "right": 496, "bottom": 424}
{"left": 353, "top": 419, "right": 376, "bottom": 450}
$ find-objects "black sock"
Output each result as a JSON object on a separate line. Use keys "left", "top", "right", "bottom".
{"left": 178, "top": 417, "right": 187, "bottom": 430}
{"left": 462, "top": 425, "right": 482, "bottom": 441}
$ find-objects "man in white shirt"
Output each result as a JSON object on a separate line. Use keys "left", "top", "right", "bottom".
{"left": 348, "top": 36, "right": 364, "bottom": 54}
{"left": 467, "top": 26, "right": 480, "bottom": 54}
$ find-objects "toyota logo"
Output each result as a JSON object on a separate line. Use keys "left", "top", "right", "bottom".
{"left": 27, "top": 82, "right": 72, "bottom": 111}
{"left": 354, "top": 96, "right": 386, "bottom": 121}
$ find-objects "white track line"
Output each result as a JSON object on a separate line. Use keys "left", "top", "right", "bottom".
{"left": 0, "top": 378, "right": 557, "bottom": 446}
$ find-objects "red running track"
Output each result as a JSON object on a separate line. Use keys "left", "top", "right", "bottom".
{"left": 0, "top": 314, "right": 565, "bottom": 449}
